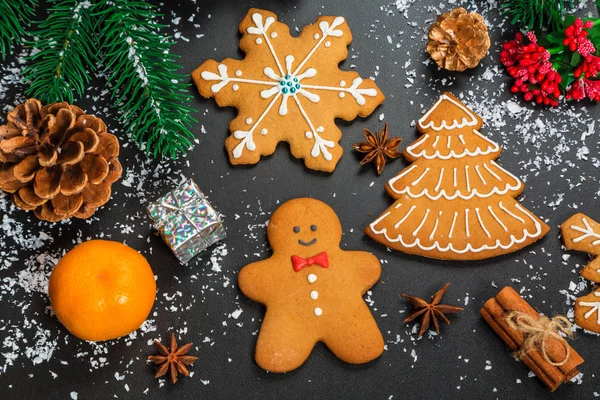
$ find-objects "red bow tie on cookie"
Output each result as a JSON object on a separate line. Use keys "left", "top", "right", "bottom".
{"left": 291, "top": 252, "right": 329, "bottom": 272}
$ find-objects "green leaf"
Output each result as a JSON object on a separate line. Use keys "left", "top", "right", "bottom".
{"left": 545, "top": 32, "right": 565, "bottom": 45}
{"left": 564, "top": 14, "right": 576, "bottom": 27}
{"left": 571, "top": 52, "right": 582, "bottom": 67}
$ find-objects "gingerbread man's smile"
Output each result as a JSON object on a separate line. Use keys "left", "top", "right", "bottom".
{"left": 294, "top": 224, "right": 318, "bottom": 246}
{"left": 298, "top": 238, "right": 317, "bottom": 246}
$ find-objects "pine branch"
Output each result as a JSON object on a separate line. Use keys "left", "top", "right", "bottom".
{"left": 0, "top": 0, "right": 37, "bottom": 60}
{"left": 22, "top": 0, "right": 98, "bottom": 104}
{"left": 95, "top": 0, "right": 196, "bottom": 159}
{"left": 501, "top": 0, "right": 577, "bottom": 31}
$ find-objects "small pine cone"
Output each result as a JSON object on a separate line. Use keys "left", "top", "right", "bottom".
{"left": 426, "top": 7, "right": 490, "bottom": 72}
{"left": 0, "top": 99, "right": 122, "bottom": 222}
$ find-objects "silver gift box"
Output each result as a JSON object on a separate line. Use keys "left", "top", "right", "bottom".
{"left": 147, "top": 179, "right": 226, "bottom": 263}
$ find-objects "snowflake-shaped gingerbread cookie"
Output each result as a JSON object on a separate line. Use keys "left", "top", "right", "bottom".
{"left": 192, "top": 8, "right": 385, "bottom": 172}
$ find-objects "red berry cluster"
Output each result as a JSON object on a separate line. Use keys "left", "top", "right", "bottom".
{"left": 564, "top": 19, "right": 595, "bottom": 56}
{"left": 500, "top": 32, "right": 560, "bottom": 106}
{"left": 502, "top": 18, "right": 600, "bottom": 106}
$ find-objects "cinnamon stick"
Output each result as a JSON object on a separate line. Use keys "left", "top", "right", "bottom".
{"left": 480, "top": 286, "right": 584, "bottom": 391}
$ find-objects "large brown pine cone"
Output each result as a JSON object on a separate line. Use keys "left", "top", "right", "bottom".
{"left": 0, "top": 99, "right": 122, "bottom": 222}
{"left": 426, "top": 7, "right": 490, "bottom": 72}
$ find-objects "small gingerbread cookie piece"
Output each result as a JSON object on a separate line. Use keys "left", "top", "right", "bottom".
{"left": 561, "top": 213, "right": 600, "bottom": 283}
{"left": 366, "top": 92, "right": 549, "bottom": 260}
{"left": 238, "top": 198, "right": 384, "bottom": 372}
{"left": 561, "top": 213, "right": 600, "bottom": 333}
{"left": 192, "top": 8, "right": 385, "bottom": 172}
{"left": 575, "top": 290, "right": 600, "bottom": 333}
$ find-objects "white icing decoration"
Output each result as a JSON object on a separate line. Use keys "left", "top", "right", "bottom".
{"left": 570, "top": 217, "right": 600, "bottom": 245}
{"left": 231, "top": 92, "right": 281, "bottom": 158}
{"left": 387, "top": 161, "right": 523, "bottom": 201}
{"left": 310, "top": 290, "right": 318, "bottom": 300}
{"left": 498, "top": 201, "right": 525, "bottom": 223}
{"left": 411, "top": 167, "right": 429, "bottom": 186}
{"left": 483, "top": 163, "right": 502, "bottom": 181}
{"left": 475, "top": 165, "right": 487, "bottom": 185}
{"left": 307, "top": 273, "right": 317, "bottom": 283}
{"left": 488, "top": 206, "right": 508, "bottom": 232}
{"left": 453, "top": 168, "right": 457, "bottom": 187}
{"left": 465, "top": 209, "right": 470, "bottom": 238}
{"left": 394, "top": 205, "right": 416, "bottom": 229}
{"left": 417, "top": 93, "right": 479, "bottom": 131}
{"left": 325, "top": 41, "right": 331, "bottom": 47}
{"left": 458, "top": 134, "right": 466, "bottom": 145}
{"left": 246, "top": 118, "right": 253, "bottom": 124}
{"left": 579, "top": 292, "right": 600, "bottom": 323}
{"left": 475, "top": 208, "right": 491, "bottom": 238}
{"left": 200, "top": 12, "right": 373, "bottom": 161}
{"left": 465, "top": 165, "right": 471, "bottom": 193}
{"left": 314, "top": 307, "right": 323, "bottom": 316}
{"left": 405, "top": 130, "right": 500, "bottom": 160}
{"left": 339, "top": 92, "right": 345, "bottom": 98}
{"left": 432, "top": 136, "right": 440, "bottom": 148}
{"left": 369, "top": 203, "right": 543, "bottom": 254}
{"left": 261, "top": 128, "right": 268, "bottom": 135}
{"left": 429, "top": 212, "right": 442, "bottom": 241}
{"left": 448, "top": 212, "right": 458, "bottom": 239}
{"left": 413, "top": 209, "right": 430, "bottom": 236}
{"left": 232, "top": 84, "right": 239, "bottom": 91}
{"left": 434, "top": 168, "right": 444, "bottom": 192}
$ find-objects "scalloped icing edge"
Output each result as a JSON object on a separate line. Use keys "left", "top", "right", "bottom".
{"left": 368, "top": 203, "right": 543, "bottom": 255}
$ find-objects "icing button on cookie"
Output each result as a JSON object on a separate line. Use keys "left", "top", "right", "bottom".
{"left": 310, "top": 290, "right": 318, "bottom": 299}
{"left": 307, "top": 273, "right": 317, "bottom": 283}
{"left": 314, "top": 307, "right": 323, "bottom": 317}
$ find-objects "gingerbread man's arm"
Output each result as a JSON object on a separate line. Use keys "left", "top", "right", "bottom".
{"left": 238, "top": 259, "right": 275, "bottom": 305}
{"left": 341, "top": 250, "right": 381, "bottom": 291}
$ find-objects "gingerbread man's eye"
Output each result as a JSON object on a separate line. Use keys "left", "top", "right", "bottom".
{"left": 293, "top": 226, "right": 300, "bottom": 233}
{"left": 311, "top": 225, "right": 317, "bottom": 232}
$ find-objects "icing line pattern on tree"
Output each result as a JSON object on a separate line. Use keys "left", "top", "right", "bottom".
{"left": 193, "top": 9, "right": 384, "bottom": 172}
{"left": 365, "top": 93, "right": 549, "bottom": 260}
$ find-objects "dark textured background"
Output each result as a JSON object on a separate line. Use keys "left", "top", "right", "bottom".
{"left": 1, "top": 1, "right": 599, "bottom": 399}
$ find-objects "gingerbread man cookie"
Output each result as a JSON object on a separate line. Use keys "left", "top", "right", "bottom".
{"left": 192, "top": 9, "right": 385, "bottom": 172}
{"left": 561, "top": 213, "right": 600, "bottom": 333}
{"left": 238, "top": 198, "right": 384, "bottom": 372}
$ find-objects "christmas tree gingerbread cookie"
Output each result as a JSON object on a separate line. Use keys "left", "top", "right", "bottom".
{"left": 238, "top": 198, "right": 384, "bottom": 372}
{"left": 192, "top": 9, "right": 385, "bottom": 172}
{"left": 366, "top": 93, "right": 550, "bottom": 260}
{"left": 561, "top": 213, "right": 600, "bottom": 333}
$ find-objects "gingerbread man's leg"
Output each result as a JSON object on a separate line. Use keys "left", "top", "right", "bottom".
{"left": 254, "top": 308, "right": 317, "bottom": 373}
{"left": 321, "top": 303, "right": 384, "bottom": 364}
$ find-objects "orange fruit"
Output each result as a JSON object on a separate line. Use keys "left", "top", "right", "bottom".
{"left": 49, "top": 240, "right": 156, "bottom": 341}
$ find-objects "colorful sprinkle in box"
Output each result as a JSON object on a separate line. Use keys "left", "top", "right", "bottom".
{"left": 147, "top": 179, "right": 226, "bottom": 263}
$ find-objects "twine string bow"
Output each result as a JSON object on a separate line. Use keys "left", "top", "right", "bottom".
{"left": 505, "top": 311, "right": 574, "bottom": 366}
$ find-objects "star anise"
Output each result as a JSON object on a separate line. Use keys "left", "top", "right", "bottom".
{"left": 148, "top": 333, "right": 198, "bottom": 384}
{"left": 353, "top": 123, "right": 402, "bottom": 175}
{"left": 402, "top": 283, "right": 463, "bottom": 338}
